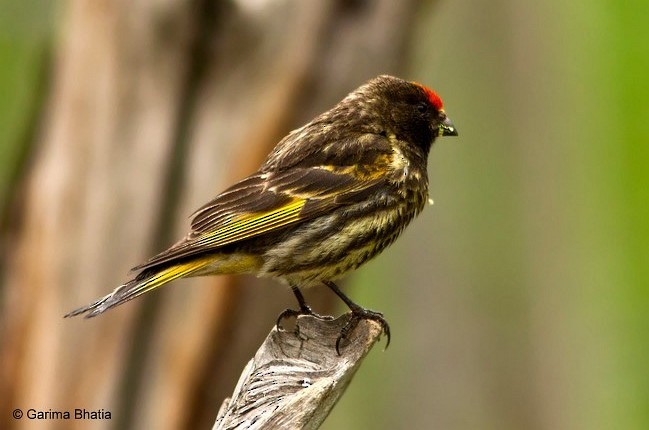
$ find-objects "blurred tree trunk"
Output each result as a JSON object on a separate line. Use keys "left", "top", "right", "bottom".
{"left": 0, "top": 1, "right": 423, "bottom": 429}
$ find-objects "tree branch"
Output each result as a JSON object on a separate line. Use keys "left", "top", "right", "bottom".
{"left": 213, "top": 314, "right": 384, "bottom": 430}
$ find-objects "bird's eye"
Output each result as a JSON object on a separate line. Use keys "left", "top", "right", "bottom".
{"left": 416, "top": 103, "right": 428, "bottom": 113}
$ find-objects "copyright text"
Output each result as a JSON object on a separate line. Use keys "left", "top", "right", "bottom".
{"left": 12, "top": 408, "right": 111, "bottom": 420}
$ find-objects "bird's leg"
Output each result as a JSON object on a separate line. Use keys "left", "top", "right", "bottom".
{"left": 290, "top": 284, "right": 312, "bottom": 313}
{"left": 276, "top": 284, "right": 332, "bottom": 329}
{"left": 323, "top": 280, "right": 391, "bottom": 354}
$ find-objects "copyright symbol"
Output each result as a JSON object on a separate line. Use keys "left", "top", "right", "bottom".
{"left": 13, "top": 409, "right": 23, "bottom": 419}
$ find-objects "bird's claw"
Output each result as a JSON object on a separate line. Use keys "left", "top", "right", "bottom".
{"left": 336, "top": 308, "right": 391, "bottom": 355}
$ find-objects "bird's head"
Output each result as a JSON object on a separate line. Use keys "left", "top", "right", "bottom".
{"left": 349, "top": 75, "right": 457, "bottom": 156}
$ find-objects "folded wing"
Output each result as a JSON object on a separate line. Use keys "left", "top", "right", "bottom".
{"left": 131, "top": 165, "right": 386, "bottom": 272}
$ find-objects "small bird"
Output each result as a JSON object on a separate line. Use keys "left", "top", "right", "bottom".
{"left": 66, "top": 75, "right": 457, "bottom": 352}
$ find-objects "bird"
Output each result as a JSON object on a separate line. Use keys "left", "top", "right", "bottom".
{"left": 65, "top": 75, "right": 457, "bottom": 352}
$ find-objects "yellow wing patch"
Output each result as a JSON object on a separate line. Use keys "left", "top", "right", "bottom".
{"left": 126, "top": 258, "right": 213, "bottom": 302}
{"left": 193, "top": 198, "right": 307, "bottom": 248}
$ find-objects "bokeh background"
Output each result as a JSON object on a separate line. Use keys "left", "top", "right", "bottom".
{"left": 1, "top": 0, "right": 648, "bottom": 429}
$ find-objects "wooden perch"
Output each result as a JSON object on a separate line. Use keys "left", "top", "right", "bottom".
{"left": 213, "top": 314, "right": 384, "bottom": 430}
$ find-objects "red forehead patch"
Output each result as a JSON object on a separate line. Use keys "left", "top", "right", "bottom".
{"left": 414, "top": 83, "right": 444, "bottom": 111}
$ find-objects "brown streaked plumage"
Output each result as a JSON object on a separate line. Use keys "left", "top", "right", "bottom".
{"left": 66, "top": 75, "right": 457, "bottom": 352}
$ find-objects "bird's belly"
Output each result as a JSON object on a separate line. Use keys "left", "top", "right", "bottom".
{"left": 259, "top": 201, "right": 420, "bottom": 284}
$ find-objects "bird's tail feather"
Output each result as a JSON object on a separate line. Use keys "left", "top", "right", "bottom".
{"left": 64, "top": 259, "right": 212, "bottom": 318}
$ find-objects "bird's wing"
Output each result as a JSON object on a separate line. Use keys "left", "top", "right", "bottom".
{"left": 131, "top": 164, "right": 387, "bottom": 272}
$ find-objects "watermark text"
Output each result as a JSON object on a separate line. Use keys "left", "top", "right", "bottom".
{"left": 12, "top": 408, "right": 111, "bottom": 420}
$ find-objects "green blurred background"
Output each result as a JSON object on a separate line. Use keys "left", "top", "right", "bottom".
{"left": 0, "top": 0, "right": 53, "bottom": 217}
{"left": 329, "top": 1, "right": 649, "bottom": 429}
{"left": 2, "top": 0, "right": 647, "bottom": 429}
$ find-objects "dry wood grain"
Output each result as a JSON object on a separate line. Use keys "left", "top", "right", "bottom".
{"left": 214, "top": 314, "right": 384, "bottom": 430}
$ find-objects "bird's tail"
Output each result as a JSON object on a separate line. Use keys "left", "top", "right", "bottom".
{"left": 64, "top": 258, "right": 212, "bottom": 318}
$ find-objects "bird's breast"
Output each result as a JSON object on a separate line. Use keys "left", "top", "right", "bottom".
{"left": 258, "top": 178, "right": 428, "bottom": 284}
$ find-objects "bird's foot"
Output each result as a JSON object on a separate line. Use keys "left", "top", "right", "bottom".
{"left": 276, "top": 305, "right": 333, "bottom": 331}
{"left": 336, "top": 306, "right": 391, "bottom": 355}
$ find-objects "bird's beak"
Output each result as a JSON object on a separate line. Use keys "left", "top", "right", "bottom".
{"left": 438, "top": 115, "right": 458, "bottom": 137}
